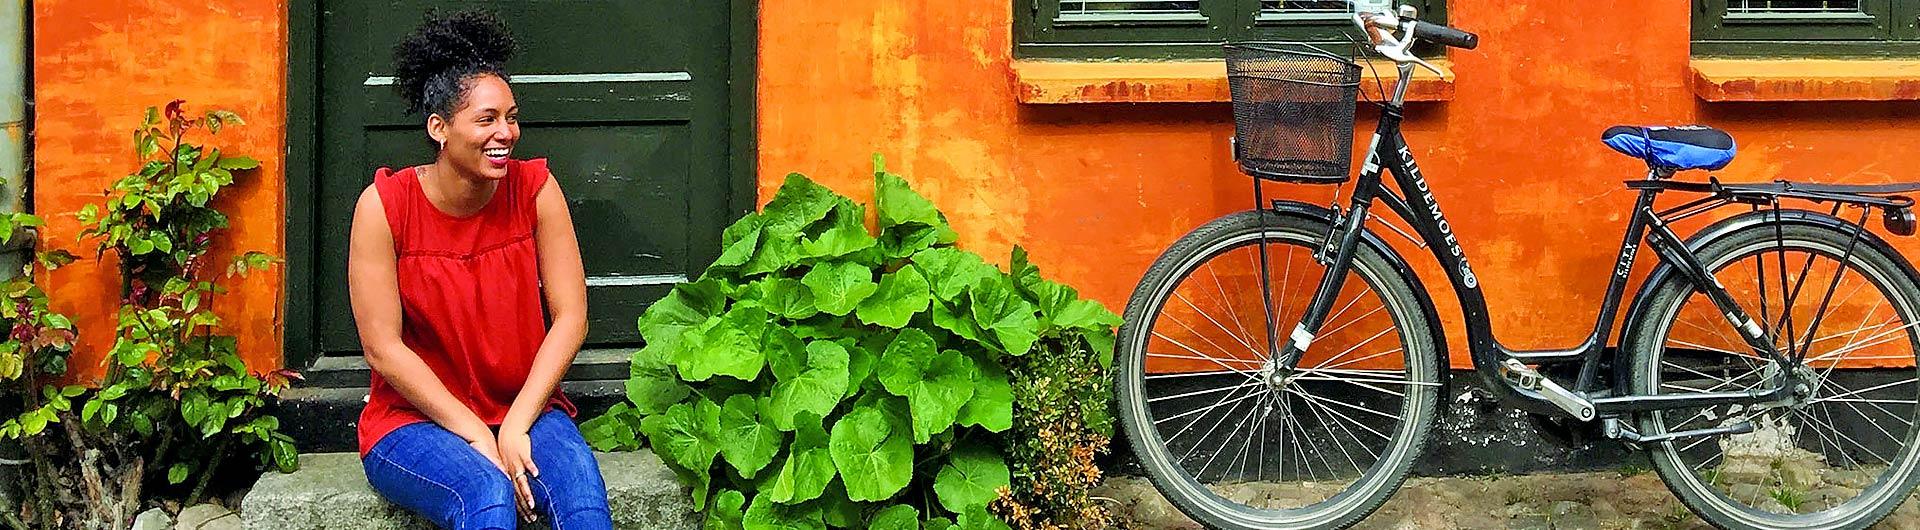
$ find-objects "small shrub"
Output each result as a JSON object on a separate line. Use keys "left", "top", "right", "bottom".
{"left": 585, "top": 158, "right": 1122, "bottom": 529}
{"left": 0, "top": 101, "right": 295, "bottom": 529}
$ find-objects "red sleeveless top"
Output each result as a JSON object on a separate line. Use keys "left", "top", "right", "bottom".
{"left": 358, "top": 158, "right": 576, "bottom": 456}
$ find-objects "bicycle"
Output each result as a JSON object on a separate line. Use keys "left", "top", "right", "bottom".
{"left": 1114, "top": 6, "right": 1920, "bottom": 530}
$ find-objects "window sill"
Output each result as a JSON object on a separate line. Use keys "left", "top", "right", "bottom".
{"left": 1690, "top": 58, "right": 1920, "bottom": 102}
{"left": 1012, "top": 59, "right": 1455, "bottom": 104}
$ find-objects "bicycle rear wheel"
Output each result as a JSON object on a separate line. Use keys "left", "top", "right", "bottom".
{"left": 1116, "top": 209, "right": 1440, "bottom": 530}
{"left": 1627, "top": 217, "right": 1920, "bottom": 530}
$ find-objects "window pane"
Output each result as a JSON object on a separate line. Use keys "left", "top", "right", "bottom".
{"left": 1059, "top": 0, "right": 1200, "bottom": 17}
{"left": 1726, "top": 0, "right": 1862, "bottom": 14}
{"left": 1260, "top": 0, "right": 1352, "bottom": 16}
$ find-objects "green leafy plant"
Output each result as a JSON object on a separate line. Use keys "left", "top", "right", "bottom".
{"left": 0, "top": 101, "right": 296, "bottom": 529}
{"left": 585, "top": 158, "right": 1121, "bottom": 529}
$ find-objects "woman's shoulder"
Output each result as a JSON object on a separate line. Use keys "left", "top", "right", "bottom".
{"left": 510, "top": 158, "right": 552, "bottom": 184}
{"left": 509, "top": 158, "right": 554, "bottom": 202}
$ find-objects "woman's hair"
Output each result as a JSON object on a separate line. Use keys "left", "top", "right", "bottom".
{"left": 391, "top": 9, "right": 517, "bottom": 119}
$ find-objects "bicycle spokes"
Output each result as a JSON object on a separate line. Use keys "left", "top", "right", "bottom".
{"left": 1651, "top": 240, "right": 1920, "bottom": 516}
{"left": 1140, "top": 231, "right": 1426, "bottom": 508}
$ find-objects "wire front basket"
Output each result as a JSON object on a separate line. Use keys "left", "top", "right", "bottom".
{"left": 1226, "top": 42, "right": 1362, "bottom": 184}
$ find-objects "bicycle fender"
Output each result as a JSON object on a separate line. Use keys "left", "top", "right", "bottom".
{"left": 1268, "top": 199, "right": 1454, "bottom": 406}
{"left": 1614, "top": 209, "right": 1917, "bottom": 389}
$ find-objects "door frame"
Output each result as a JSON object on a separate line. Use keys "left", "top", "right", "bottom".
{"left": 283, "top": 0, "right": 759, "bottom": 371}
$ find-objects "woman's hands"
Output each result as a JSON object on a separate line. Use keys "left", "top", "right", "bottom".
{"left": 497, "top": 425, "right": 540, "bottom": 523}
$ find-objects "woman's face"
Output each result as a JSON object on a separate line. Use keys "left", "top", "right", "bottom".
{"left": 429, "top": 74, "right": 520, "bottom": 181}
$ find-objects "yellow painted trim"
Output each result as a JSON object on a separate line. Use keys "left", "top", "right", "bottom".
{"left": 1012, "top": 59, "right": 1455, "bottom": 104}
{"left": 1691, "top": 58, "right": 1920, "bottom": 102}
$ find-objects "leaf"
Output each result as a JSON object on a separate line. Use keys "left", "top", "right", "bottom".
{"left": 799, "top": 199, "right": 876, "bottom": 261}
{"left": 581, "top": 404, "right": 642, "bottom": 451}
{"left": 878, "top": 224, "right": 942, "bottom": 260}
{"left": 869, "top": 505, "right": 920, "bottom": 530}
{"left": 675, "top": 305, "right": 783, "bottom": 382}
{"left": 856, "top": 266, "right": 931, "bottom": 329}
{"left": 742, "top": 225, "right": 804, "bottom": 276}
{"left": 640, "top": 399, "right": 723, "bottom": 508}
{"left": 705, "top": 490, "right": 748, "bottom": 530}
{"left": 968, "top": 275, "right": 1040, "bottom": 356}
{"left": 844, "top": 340, "right": 879, "bottom": 393}
{"left": 765, "top": 341, "right": 849, "bottom": 431}
{"left": 767, "top": 413, "right": 835, "bottom": 504}
{"left": 876, "top": 330, "right": 978, "bottom": 443}
{"left": 956, "top": 506, "right": 1011, "bottom": 530}
{"left": 910, "top": 247, "right": 997, "bottom": 303}
{"left": 1083, "top": 328, "right": 1116, "bottom": 369}
{"left": 168, "top": 463, "right": 190, "bottom": 485}
{"left": 930, "top": 300, "right": 985, "bottom": 345}
{"left": 874, "top": 171, "right": 957, "bottom": 244}
{"left": 215, "top": 156, "right": 259, "bottom": 170}
{"left": 761, "top": 173, "right": 841, "bottom": 235}
{"left": 955, "top": 358, "right": 1012, "bottom": 433}
{"left": 747, "top": 277, "right": 818, "bottom": 320}
{"left": 714, "top": 213, "right": 763, "bottom": 268}
{"left": 1050, "top": 298, "right": 1122, "bottom": 331}
{"left": 128, "top": 236, "right": 154, "bottom": 255}
{"left": 639, "top": 278, "right": 725, "bottom": 337}
{"left": 742, "top": 492, "right": 825, "bottom": 530}
{"left": 934, "top": 446, "right": 1011, "bottom": 513}
{"left": 625, "top": 346, "right": 691, "bottom": 415}
{"left": 271, "top": 438, "right": 298, "bottom": 471}
{"left": 716, "top": 395, "right": 784, "bottom": 478}
{"left": 827, "top": 405, "right": 914, "bottom": 502}
{"left": 800, "top": 261, "right": 876, "bottom": 316}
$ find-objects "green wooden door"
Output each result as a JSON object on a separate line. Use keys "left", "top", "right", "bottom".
{"left": 302, "top": 1, "right": 750, "bottom": 364}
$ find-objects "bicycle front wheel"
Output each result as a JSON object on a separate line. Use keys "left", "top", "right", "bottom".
{"left": 1627, "top": 217, "right": 1920, "bottom": 530}
{"left": 1116, "top": 209, "right": 1441, "bottom": 530}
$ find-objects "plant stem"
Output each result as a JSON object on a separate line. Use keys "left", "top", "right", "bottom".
{"left": 185, "top": 436, "right": 229, "bottom": 506}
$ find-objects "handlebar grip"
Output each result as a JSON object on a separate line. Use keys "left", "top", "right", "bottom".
{"left": 1412, "top": 22, "right": 1478, "bottom": 50}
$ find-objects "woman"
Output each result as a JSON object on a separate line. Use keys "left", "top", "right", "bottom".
{"left": 347, "top": 10, "right": 611, "bottom": 529}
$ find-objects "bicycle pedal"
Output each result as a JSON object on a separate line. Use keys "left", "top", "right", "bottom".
{"left": 1498, "top": 359, "right": 1542, "bottom": 390}
{"left": 1501, "top": 359, "right": 1596, "bottom": 421}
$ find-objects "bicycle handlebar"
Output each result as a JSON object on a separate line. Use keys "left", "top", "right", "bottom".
{"left": 1410, "top": 21, "right": 1478, "bottom": 50}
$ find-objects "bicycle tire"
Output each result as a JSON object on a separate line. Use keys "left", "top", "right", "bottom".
{"left": 1626, "top": 217, "right": 1920, "bottom": 530}
{"left": 1116, "top": 209, "right": 1441, "bottom": 530}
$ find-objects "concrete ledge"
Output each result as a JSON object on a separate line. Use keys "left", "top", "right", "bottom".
{"left": 1012, "top": 59, "right": 1455, "bottom": 104}
{"left": 241, "top": 451, "right": 697, "bottom": 530}
{"left": 1691, "top": 58, "right": 1920, "bottom": 102}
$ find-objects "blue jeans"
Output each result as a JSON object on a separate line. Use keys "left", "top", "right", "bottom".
{"left": 363, "top": 410, "right": 613, "bottom": 530}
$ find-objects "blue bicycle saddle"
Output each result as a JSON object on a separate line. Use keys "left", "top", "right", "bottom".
{"left": 1601, "top": 125, "right": 1737, "bottom": 171}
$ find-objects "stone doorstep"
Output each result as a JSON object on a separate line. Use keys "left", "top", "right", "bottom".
{"left": 239, "top": 451, "right": 697, "bottom": 530}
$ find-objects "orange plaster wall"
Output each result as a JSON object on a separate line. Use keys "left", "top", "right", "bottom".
{"left": 758, "top": 1, "right": 1920, "bottom": 369}
{"left": 34, "top": 0, "right": 287, "bottom": 380}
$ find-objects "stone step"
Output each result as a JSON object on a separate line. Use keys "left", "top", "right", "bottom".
{"left": 240, "top": 451, "right": 697, "bottom": 530}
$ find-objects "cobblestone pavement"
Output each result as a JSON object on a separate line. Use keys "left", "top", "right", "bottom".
{"left": 1096, "top": 471, "right": 1920, "bottom": 529}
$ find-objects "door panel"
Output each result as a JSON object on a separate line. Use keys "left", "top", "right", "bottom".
{"left": 310, "top": 0, "right": 737, "bottom": 356}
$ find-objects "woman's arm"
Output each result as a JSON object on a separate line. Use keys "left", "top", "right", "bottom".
{"left": 496, "top": 174, "right": 587, "bottom": 514}
{"left": 501, "top": 174, "right": 589, "bottom": 433}
{"left": 347, "top": 185, "right": 496, "bottom": 446}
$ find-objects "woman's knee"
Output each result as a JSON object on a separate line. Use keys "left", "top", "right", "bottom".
{"left": 453, "top": 472, "right": 519, "bottom": 530}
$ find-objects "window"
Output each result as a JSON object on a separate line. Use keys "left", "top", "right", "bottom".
{"left": 1693, "top": 0, "right": 1920, "bottom": 56}
{"left": 1015, "top": 0, "right": 1448, "bottom": 59}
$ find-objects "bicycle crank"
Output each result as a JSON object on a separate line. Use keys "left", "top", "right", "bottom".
{"left": 1499, "top": 359, "right": 1596, "bottom": 421}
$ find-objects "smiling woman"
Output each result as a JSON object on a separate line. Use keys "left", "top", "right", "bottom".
{"left": 344, "top": 9, "right": 611, "bottom": 530}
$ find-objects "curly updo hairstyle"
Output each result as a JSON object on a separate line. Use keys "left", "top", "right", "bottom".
{"left": 391, "top": 9, "right": 517, "bottom": 119}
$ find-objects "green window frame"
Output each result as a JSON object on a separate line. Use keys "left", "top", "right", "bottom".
{"left": 1015, "top": 0, "right": 1448, "bottom": 60}
{"left": 1693, "top": 0, "right": 1920, "bottom": 56}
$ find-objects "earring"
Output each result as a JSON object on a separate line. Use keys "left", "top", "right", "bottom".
{"left": 437, "top": 140, "right": 445, "bottom": 151}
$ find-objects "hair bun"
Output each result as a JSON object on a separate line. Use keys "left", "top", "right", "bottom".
{"left": 391, "top": 9, "right": 517, "bottom": 117}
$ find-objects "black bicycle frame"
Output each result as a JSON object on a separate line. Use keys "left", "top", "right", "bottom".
{"left": 1268, "top": 64, "right": 1799, "bottom": 420}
